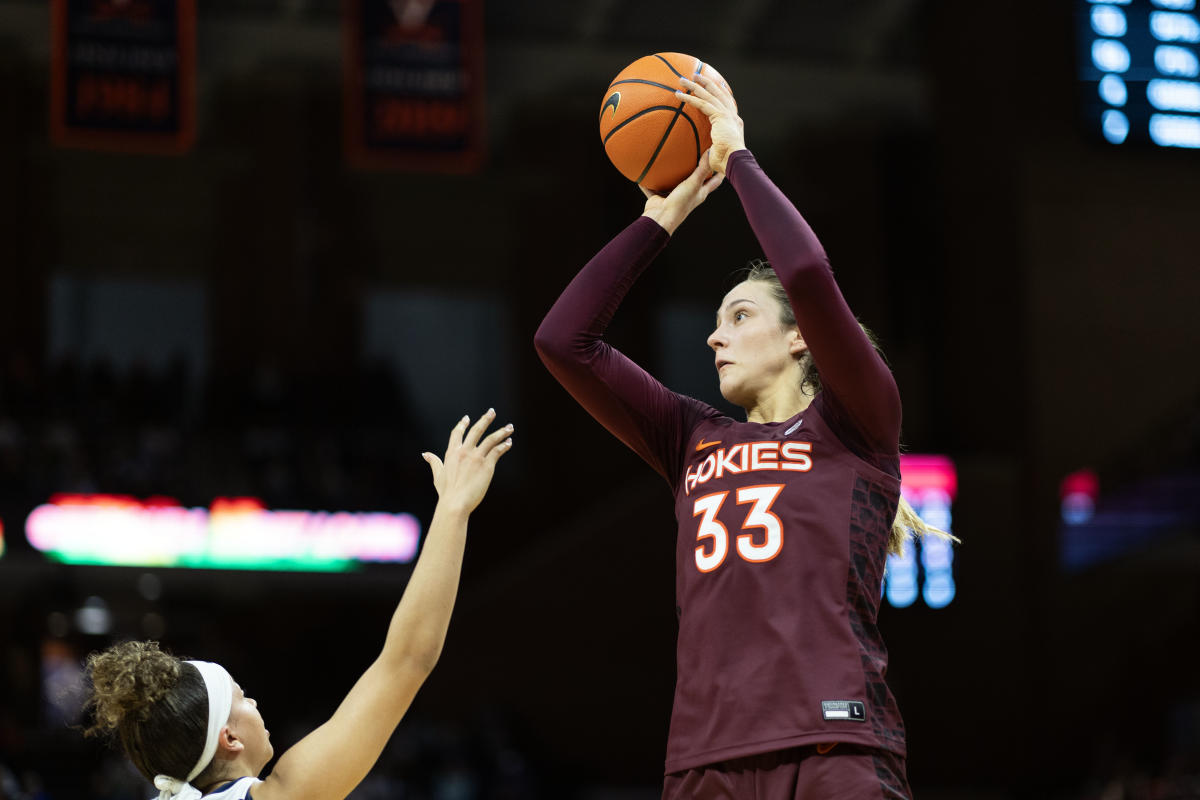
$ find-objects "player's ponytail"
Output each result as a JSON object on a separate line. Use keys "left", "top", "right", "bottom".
{"left": 890, "top": 495, "right": 958, "bottom": 555}
{"left": 84, "top": 641, "right": 214, "bottom": 786}
{"left": 738, "top": 260, "right": 959, "bottom": 556}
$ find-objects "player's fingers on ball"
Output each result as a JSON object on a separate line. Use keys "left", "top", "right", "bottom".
{"left": 695, "top": 72, "right": 730, "bottom": 103}
{"left": 700, "top": 75, "right": 734, "bottom": 112}
{"left": 481, "top": 423, "right": 514, "bottom": 453}
{"left": 725, "top": 88, "right": 738, "bottom": 113}
{"left": 674, "top": 81, "right": 709, "bottom": 105}
{"left": 674, "top": 89, "right": 711, "bottom": 115}
{"left": 694, "top": 72, "right": 726, "bottom": 97}
{"left": 684, "top": 75, "right": 713, "bottom": 99}
{"left": 683, "top": 75, "right": 719, "bottom": 105}
{"left": 464, "top": 408, "right": 495, "bottom": 447}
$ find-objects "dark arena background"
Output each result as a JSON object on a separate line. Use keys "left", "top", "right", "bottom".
{"left": 2, "top": 1, "right": 1200, "bottom": 798}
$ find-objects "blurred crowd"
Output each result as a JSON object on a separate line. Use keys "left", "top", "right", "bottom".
{"left": 0, "top": 351, "right": 428, "bottom": 518}
{"left": 1080, "top": 771, "right": 1200, "bottom": 800}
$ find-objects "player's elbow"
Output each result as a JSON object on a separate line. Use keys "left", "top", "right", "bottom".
{"left": 407, "top": 646, "right": 442, "bottom": 678}
{"left": 786, "top": 252, "right": 832, "bottom": 282}
{"left": 533, "top": 318, "right": 571, "bottom": 368}
{"left": 387, "top": 641, "right": 443, "bottom": 679}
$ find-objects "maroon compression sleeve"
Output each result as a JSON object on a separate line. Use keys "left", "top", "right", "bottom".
{"left": 726, "top": 149, "right": 901, "bottom": 453}
{"left": 534, "top": 216, "right": 705, "bottom": 480}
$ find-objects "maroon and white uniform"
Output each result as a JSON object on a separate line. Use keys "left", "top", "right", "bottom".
{"left": 535, "top": 150, "right": 906, "bottom": 774}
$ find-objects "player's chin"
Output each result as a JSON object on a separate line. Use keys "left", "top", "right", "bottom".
{"left": 717, "top": 379, "right": 749, "bottom": 409}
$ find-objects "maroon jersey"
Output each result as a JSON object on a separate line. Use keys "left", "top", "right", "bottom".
{"left": 535, "top": 150, "right": 906, "bottom": 773}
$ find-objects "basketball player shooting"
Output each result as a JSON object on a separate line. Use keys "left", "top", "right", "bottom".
{"left": 537, "top": 71, "right": 944, "bottom": 799}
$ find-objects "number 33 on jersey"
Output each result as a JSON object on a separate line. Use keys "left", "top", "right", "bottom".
{"left": 683, "top": 438, "right": 813, "bottom": 573}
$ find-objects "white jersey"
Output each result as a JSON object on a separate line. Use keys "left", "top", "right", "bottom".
{"left": 151, "top": 777, "right": 261, "bottom": 800}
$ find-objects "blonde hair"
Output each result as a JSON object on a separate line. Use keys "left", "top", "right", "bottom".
{"left": 738, "top": 260, "right": 959, "bottom": 556}
{"left": 890, "top": 494, "right": 958, "bottom": 556}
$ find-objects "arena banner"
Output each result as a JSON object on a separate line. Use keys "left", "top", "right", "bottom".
{"left": 50, "top": 0, "right": 196, "bottom": 153}
{"left": 343, "top": 0, "right": 486, "bottom": 171}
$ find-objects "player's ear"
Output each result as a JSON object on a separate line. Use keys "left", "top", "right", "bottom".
{"left": 788, "top": 329, "right": 808, "bottom": 358}
{"left": 218, "top": 725, "right": 245, "bottom": 755}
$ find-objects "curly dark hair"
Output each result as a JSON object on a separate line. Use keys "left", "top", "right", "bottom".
{"left": 84, "top": 640, "right": 214, "bottom": 785}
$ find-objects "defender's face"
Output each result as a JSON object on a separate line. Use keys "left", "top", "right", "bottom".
{"left": 707, "top": 280, "right": 802, "bottom": 409}
{"left": 228, "top": 681, "right": 273, "bottom": 771}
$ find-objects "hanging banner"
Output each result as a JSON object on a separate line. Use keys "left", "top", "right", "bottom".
{"left": 343, "top": 0, "right": 486, "bottom": 171}
{"left": 50, "top": 0, "right": 196, "bottom": 154}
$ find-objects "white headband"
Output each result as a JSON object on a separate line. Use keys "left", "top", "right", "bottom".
{"left": 152, "top": 660, "right": 234, "bottom": 800}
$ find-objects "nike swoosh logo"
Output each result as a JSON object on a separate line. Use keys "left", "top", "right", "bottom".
{"left": 783, "top": 418, "right": 803, "bottom": 435}
{"left": 695, "top": 438, "right": 722, "bottom": 452}
{"left": 600, "top": 91, "right": 621, "bottom": 120}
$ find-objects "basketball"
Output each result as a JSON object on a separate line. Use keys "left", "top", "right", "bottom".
{"left": 598, "top": 52, "right": 732, "bottom": 193}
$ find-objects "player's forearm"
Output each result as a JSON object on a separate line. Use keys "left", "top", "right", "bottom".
{"left": 266, "top": 508, "right": 468, "bottom": 800}
{"left": 728, "top": 149, "right": 830, "bottom": 286}
{"left": 379, "top": 504, "right": 469, "bottom": 674}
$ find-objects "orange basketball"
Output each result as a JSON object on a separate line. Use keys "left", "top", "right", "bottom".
{"left": 598, "top": 52, "right": 731, "bottom": 193}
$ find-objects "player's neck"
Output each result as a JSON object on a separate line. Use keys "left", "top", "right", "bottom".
{"left": 196, "top": 758, "right": 257, "bottom": 796}
{"left": 744, "top": 386, "right": 812, "bottom": 425}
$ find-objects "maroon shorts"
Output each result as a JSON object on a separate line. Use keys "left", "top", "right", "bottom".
{"left": 662, "top": 744, "right": 911, "bottom": 800}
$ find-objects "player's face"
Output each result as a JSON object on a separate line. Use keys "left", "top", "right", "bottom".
{"left": 708, "top": 280, "right": 804, "bottom": 409}
{"left": 228, "top": 680, "right": 273, "bottom": 772}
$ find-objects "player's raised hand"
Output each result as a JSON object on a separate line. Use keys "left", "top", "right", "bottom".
{"left": 640, "top": 150, "right": 724, "bottom": 235}
{"left": 422, "top": 409, "right": 513, "bottom": 515}
{"left": 676, "top": 72, "right": 745, "bottom": 176}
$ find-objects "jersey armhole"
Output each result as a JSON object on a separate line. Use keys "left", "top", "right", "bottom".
{"left": 811, "top": 393, "right": 899, "bottom": 478}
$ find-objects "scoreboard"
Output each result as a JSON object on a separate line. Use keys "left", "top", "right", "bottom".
{"left": 1079, "top": 0, "right": 1200, "bottom": 147}
{"left": 885, "top": 455, "right": 957, "bottom": 610}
